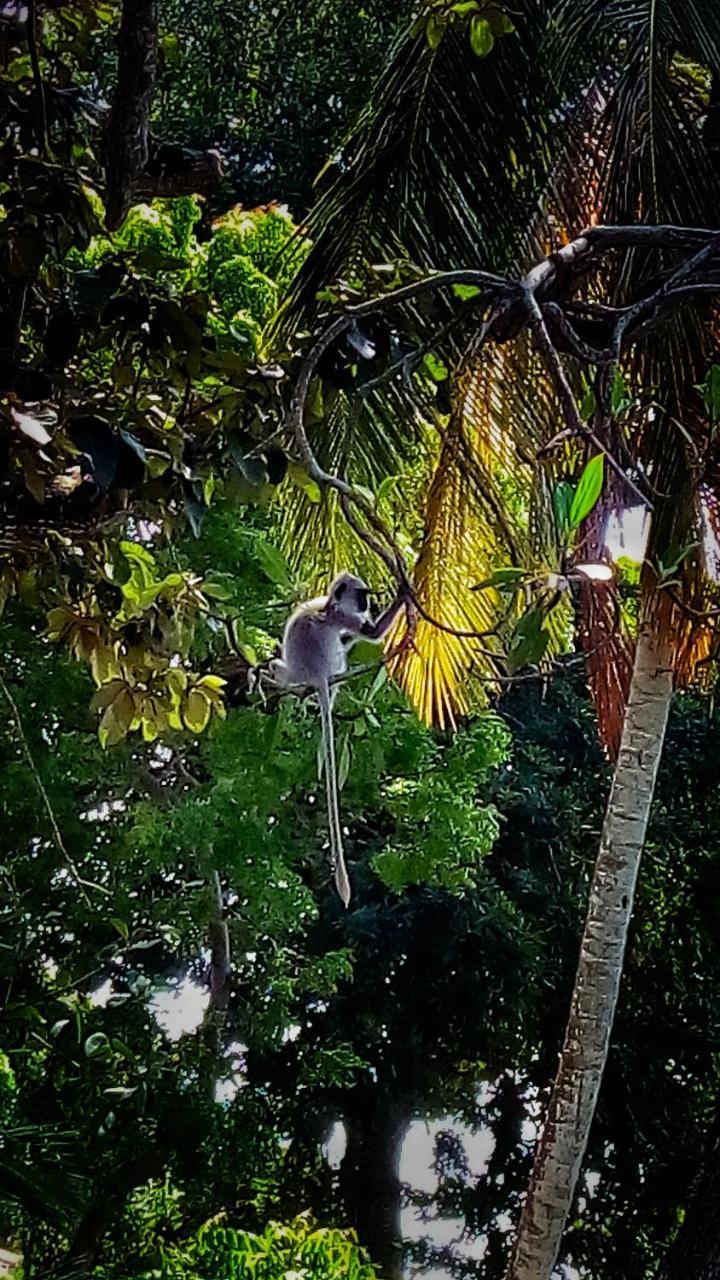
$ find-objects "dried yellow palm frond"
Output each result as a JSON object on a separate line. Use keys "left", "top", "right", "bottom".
{"left": 386, "top": 434, "right": 503, "bottom": 729}
{"left": 388, "top": 351, "right": 536, "bottom": 728}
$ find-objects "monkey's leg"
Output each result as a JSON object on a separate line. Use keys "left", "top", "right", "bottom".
{"left": 318, "top": 682, "right": 351, "bottom": 908}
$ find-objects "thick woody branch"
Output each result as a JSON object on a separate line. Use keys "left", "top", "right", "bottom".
{"left": 288, "top": 313, "right": 413, "bottom": 583}
{"left": 287, "top": 224, "right": 720, "bottom": 636}
{"left": 524, "top": 291, "right": 653, "bottom": 509}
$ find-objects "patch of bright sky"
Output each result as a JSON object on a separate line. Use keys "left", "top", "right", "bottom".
{"left": 400, "top": 1119, "right": 494, "bottom": 1270}
{"left": 88, "top": 983, "right": 589, "bottom": 1280}
{"left": 325, "top": 1110, "right": 587, "bottom": 1279}
{"left": 604, "top": 505, "right": 649, "bottom": 563}
{"left": 151, "top": 975, "right": 209, "bottom": 1039}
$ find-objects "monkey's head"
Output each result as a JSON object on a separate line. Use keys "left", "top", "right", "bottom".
{"left": 326, "top": 571, "right": 371, "bottom": 620}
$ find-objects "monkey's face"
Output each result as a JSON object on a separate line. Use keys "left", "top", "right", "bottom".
{"left": 327, "top": 571, "right": 371, "bottom": 621}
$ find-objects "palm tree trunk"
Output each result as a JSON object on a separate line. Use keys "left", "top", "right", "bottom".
{"left": 507, "top": 617, "right": 674, "bottom": 1280}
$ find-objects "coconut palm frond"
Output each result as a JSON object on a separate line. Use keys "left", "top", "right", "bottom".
{"left": 388, "top": 346, "right": 540, "bottom": 726}
{"left": 290, "top": 3, "right": 555, "bottom": 313}
{"left": 549, "top": 0, "right": 720, "bottom": 90}
{"left": 387, "top": 428, "right": 504, "bottom": 729}
{"left": 276, "top": 2, "right": 561, "bottom": 560}
{"left": 548, "top": 4, "right": 720, "bottom": 699}
{"left": 280, "top": 0, "right": 720, "bottom": 721}
{"left": 0, "top": 1128, "right": 89, "bottom": 1226}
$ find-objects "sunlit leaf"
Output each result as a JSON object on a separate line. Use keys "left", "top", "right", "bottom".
{"left": 182, "top": 689, "right": 211, "bottom": 734}
{"left": 469, "top": 16, "right": 494, "bottom": 57}
{"left": 569, "top": 455, "right": 604, "bottom": 529}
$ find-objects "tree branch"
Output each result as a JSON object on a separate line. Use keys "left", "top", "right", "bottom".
{"left": 207, "top": 869, "right": 231, "bottom": 1018}
{"left": 0, "top": 671, "right": 109, "bottom": 902}
{"left": 286, "top": 224, "right": 720, "bottom": 641}
{"left": 26, "top": 0, "right": 50, "bottom": 157}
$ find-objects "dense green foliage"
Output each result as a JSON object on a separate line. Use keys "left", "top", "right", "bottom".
{"left": 3, "top": 1, "right": 720, "bottom": 1278}
{"left": 0, "top": 525, "right": 509, "bottom": 1274}
{"left": 4, "top": 558, "right": 720, "bottom": 1278}
{"left": 152, "top": 0, "right": 408, "bottom": 211}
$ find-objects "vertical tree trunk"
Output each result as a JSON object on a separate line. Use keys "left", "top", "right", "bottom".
{"left": 202, "top": 870, "right": 231, "bottom": 1090}
{"left": 103, "top": 0, "right": 158, "bottom": 230}
{"left": 655, "top": 1113, "right": 720, "bottom": 1280}
{"left": 339, "top": 1093, "right": 407, "bottom": 1280}
{"left": 507, "top": 619, "right": 674, "bottom": 1280}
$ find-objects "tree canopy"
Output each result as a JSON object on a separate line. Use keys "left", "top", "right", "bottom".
{"left": 3, "top": 1, "right": 720, "bottom": 1279}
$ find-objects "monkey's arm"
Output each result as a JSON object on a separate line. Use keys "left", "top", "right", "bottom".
{"left": 361, "top": 589, "right": 407, "bottom": 641}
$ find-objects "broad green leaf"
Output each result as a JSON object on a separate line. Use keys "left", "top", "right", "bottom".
{"left": 485, "top": 4, "right": 515, "bottom": 34}
{"left": 367, "top": 665, "right": 389, "bottom": 703}
{"left": 98, "top": 688, "right": 136, "bottom": 748}
{"left": 119, "top": 540, "right": 155, "bottom": 566}
{"left": 702, "top": 364, "right": 720, "bottom": 422}
{"left": 610, "top": 368, "right": 632, "bottom": 415}
{"left": 656, "top": 541, "right": 700, "bottom": 580}
{"left": 376, "top": 475, "right": 399, "bottom": 504}
{"left": 472, "top": 566, "right": 525, "bottom": 591}
{"left": 254, "top": 539, "right": 292, "bottom": 589}
{"left": 202, "top": 581, "right": 233, "bottom": 600}
{"left": 141, "top": 718, "right": 158, "bottom": 743}
{"left": 451, "top": 283, "right": 482, "bottom": 300}
{"left": 202, "top": 472, "right": 216, "bottom": 506}
{"left": 470, "top": 15, "right": 494, "bottom": 56}
{"left": 425, "top": 13, "right": 445, "bottom": 47}
{"left": 287, "top": 460, "right": 322, "bottom": 504}
{"left": 569, "top": 455, "right": 604, "bottom": 529}
{"left": 84, "top": 1032, "right": 109, "bottom": 1058}
{"left": 90, "top": 679, "right": 127, "bottom": 712}
{"left": 506, "top": 609, "right": 549, "bottom": 672}
{"left": 182, "top": 689, "right": 211, "bottom": 734}
{"left": 580, "top": 386, "right": 596, "bottom": 420}
{"left": 197, "top": 674, "right": 226, "bottom": 693}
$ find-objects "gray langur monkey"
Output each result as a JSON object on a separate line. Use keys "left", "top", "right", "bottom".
{"left": 269, "top": 572, "right": 406, "bottom": 908}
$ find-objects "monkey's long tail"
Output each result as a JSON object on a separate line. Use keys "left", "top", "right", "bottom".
{"left": 318, "top": 682, "right": 351, "bottom": 908}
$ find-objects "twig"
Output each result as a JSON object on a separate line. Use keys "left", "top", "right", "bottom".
{"left": 612, "top": 233, "right": 720, "bottom": 350}
{"left": 287, "top": 224, "right": 720, "bottom": 656}
{"left": 345, "top": 270, "right": 510, "bottom": 317}
{"left": 542, "top": 302, "right": 614, "bottom": 364}
{"left": 26, "top": 0, "right": 50, "bottom": 158}
{"left": 0, "top": 672, "right": 109, "bottom": 902}
{"left": 664, "top": 584, "right": 720, "bottom": 622}
{"left": 359, "top": 307, "right": 481, "bottom": 396}
{"left": 287, "top": 317, "right": 411, "bottom": 582}
{"left": 524, "top": 290, "right": 653, "bottom": 511}
{"left": 404, "top": 595, "right": 502, "bottom": 648}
